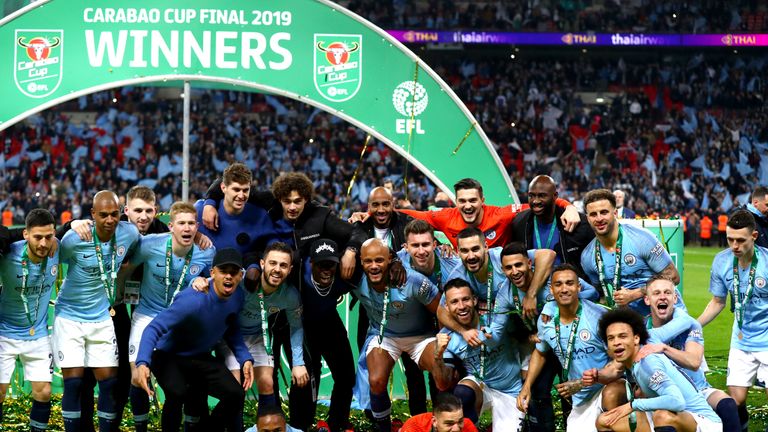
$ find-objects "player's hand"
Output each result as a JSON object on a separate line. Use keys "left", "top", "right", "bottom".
{"left": 71, "top": 219, "right": 93, "bottom": 241}
{"left": 528, "top": 333, "right": 540, "bottom": 344}
{"left": 437, "top": 243, "right": 455, "bottom": 258}
{"left": 435, "top": 333, "right": 450, "bottom": 358}
{"left": 636, "top": 343, "right": 665, "bottom": 361}
{"left": 389, "top": 260, "right": 407, "bottom": 287}
{"left": 241, "top": 361, "right": 254, "bottom": 391}
{"left": 134, "top": 365, "right": 154, "bottom": 397}
{"left": 582, "top": 368, "right": 599, "bottom": 386}
{"left": 556, "top": 379, "right": 583, "bottom": 397}
{"left": 202, "top": 204, "right": 219, "bottom": 231}
{"left": 461, "top": 328, "right": 483, "bottom": 348}
{"left": 292, "top": 365, "right": 309, "bottom": 387}
{"left": 612, "top": 289, "right": 637, "bottom": 307}
{"left": 522, "top": 294, "right": 538, "bottom": 321}
{"left": 194, "top": 232, "right": 213, "bottom": 250}
{"left": 347, "top": 212, "right": 370, "bottom": 224}
{"left": 517, "top": 386, "right": 531, "bottom": 412}
{"left": 602, "top": 403, "right": 633, "bottom": 426}
{"left": 540, "top": 313, "right": 551, "bottom": 324}
{"left": 191, "top": 277, "right": 210, "bottom": 292}
{"left": 560, "top": 205, "right": 580, "bottom": 232}
{"left": 340, "top": 248, "right": 357, "bottom": 280}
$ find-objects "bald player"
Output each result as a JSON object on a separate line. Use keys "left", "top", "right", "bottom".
{"left": 511, "top": 175, "right": 594, "bottom": 280}
{"left": 53, "top": 191, "right": 140, "bottom": 432}
{"left": 354, "top": 238, "right": 442, "bottom": 432}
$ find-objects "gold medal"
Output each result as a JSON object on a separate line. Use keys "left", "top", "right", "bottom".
{"left": 29, "top": 328, "right": 35, "bottom": 336}
{"left": 738, "top": 331, "right": 744, "bottom": 340}
{"left": 109, "top": 307, "right": 116, "bottom": 317}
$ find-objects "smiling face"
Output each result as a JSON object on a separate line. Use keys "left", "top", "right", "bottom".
{"left": 368, "top": 187, "right": 394, "bottom": 228}
{"left": 124, "top": 198, "right": 157, "bottom": 235}
{"left": 455, "top": 188, "right": 484, "bottom": 226}
{"left": 311, "top": 260, "right": 337, "bottom": 288}
{"left": 585, "top": 199, "right": 617, "bottom": 237}
{"left": 221, "top": 181, "right": 250, "bottom": 215}
{"left": 445, "top": 285, "right": 477, "bottom": 327}
{"left": 260, "top": 250, "right": 293, "bottom": 289}
{"left": 457, "top": 234, "right": 487, "bottom": 274}
{"left": 528, "top": 180, "right": 556, "bottom": 217}
{"left": 501, "top": 253, "right": 531, "bottom": 289}
{"left": 91, "top": 194, "right": 120, "bottom": 239}
{"left": 550, "top": 269, "right": 580, "bottom": 308}
{"left": 361, "top": 240, "right": 391, "bottom": 286}
{"left": 433, "top": 408, "right": 465, "bottom": 432}
{"left": 211, "top": 264, "right": 243, "bottom": 298}
{"left": 645, "top": 279, "right": 677, "bottom": 323}
{"left": 280, "top": 190, "right": 307, "bottom": 222}
{"left": 169, "top": 211, "right": 198, "bottom": 249}
{"left": 606, "top": 322, "right": 640, "bottom": 364}
{"left": 405, "top": 231, "right": 436, "bottom": 273}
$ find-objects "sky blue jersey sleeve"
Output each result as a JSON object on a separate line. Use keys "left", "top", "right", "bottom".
{"left": 647, "top": 308, "right": 697, "bottom": 344}
{"left": 632, "top": 355, "right": 686, "bottom": 412}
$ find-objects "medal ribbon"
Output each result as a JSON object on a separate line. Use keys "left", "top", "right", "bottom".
{"left": 257, "top": 284, "right": 272, "bottom": 356}
{"left": 595, "top": 226, "right": 623, "bottom": 308}
{"left": 92, "top": 226, "right": 117, "bottom": 306}
{"left": 510, "top": 282, "right": 534, "bottom": 330}
{"left": 534, "top": 216, "right": 557, "bottom": 250}
{"left": 627, "top": 380, "right": 637, "bottom": 432}
{"left": 554, "top": 304, "right": 583, "bottom": 379}
{"left": 20, "top": 244, "right": 47, "bottom": 329}
{"left": 732, "top": 250, "right": 758, "bottom": 331}
{"left": 378, "top": 287, "right": 391, "bottom": 345}
{"left": 469, "top": 256, "right": 494, "bottom": 325}
{"left": 164, "top": 237, "right": 194, "bottom": 305}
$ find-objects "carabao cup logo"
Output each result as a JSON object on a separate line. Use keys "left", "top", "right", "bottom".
{"left": 392, "top": 81, "right": 429, "bottom": 117}
{"left": 314, "top": 34, "right": 362, "bottom": 102}
{"left": 14, "top": 30, "right": 64, "bottom": 98}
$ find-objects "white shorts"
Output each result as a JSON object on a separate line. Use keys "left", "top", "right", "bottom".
{"left": 567, "top": 390, "right": 603, "bottom": 432}
{"left": 220, "top": 334, "right": 274, "bottom": 370}
{"left": 700, "top": 387, "right": 719, "bottom": 401}
{"left": 0, "top": 335, "right": 53, "bottom": 383}
{"left": 726, "top": 348, "right": 768, "bottom": 387}
{"left": 462, "top": 375, "right": 524, "bottom": 431}
{"left": 128, "top": 312, "right": 154, "bottom": 363}
{"left": 52, "top": 316, "right": 118, "bottom": 368}
{"left": 644, "top": 411, "right": 722, "bottom": 432}
{"left": 365, "top": 334, "right": 435, "bottom": 365}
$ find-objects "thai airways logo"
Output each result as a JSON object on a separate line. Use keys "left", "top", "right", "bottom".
{"left": 392, "top": 81, "right": 429, "bottom": 135}
{"left": 14, "top": 30, "right": 63, "bottom": 98}
{"left": 314, "top": 34, "right": 362, "bottom": 102}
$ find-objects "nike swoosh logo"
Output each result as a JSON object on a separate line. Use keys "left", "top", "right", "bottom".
{"left": 156, "top": 263, "right": 164, "bottom": 268}
{"left": 83, "top": 254, "right": 94, "bottom": 259}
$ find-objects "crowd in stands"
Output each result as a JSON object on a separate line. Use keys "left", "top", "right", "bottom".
{"left": 1, "top": 46, "right": 767, "bottom": 227}
{"left": 341, "top": 0, "right": 768, "bottom": 33}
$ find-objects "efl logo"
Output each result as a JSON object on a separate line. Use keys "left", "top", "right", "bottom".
{"left": 392, "top": 81, "right": 428, "bottom": 135}
{"left": 14, "top": 30, "right": 64, "bottom": 98}
{"left": 314, "top": 34, "right": 362, "bottom": 102}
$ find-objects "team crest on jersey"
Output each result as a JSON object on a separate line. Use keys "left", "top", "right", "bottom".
{"left": 117, "top": 245, "right": 126, "bottom": 257}
{"left": 57, "top": 351, "right": 64, "bottom": 361}
{"left": 189, "top": 265, "right": 201, "bottom": 275}
{"left": 51, "top": 265, "right": 57, "bottom": 276}
{"left": 756, "top": 277, "right": 767, "bottom": 289}
{"left": 484, "top": 230, "right": 497, "bottom": 240}
{"left": 624, "top": 254, "right": 637, "bottom": 266}
{"left": 649, "top": 370, "right": 667, "bottom": 387}
{"left": 579, "top": 329, "right": 591, "bottom": 342}
{"left": 268, "top": 306, "right": 280, "bottom": 314}
{"left": 391, "top": 301, "right": 405, "bottom": 310}
{"left": 129, "top": 344, "right": 136, "bottom": 355}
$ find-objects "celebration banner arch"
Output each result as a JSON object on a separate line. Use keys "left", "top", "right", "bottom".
{"left": 0, "top": 0, "right": 518, "bottom": 204}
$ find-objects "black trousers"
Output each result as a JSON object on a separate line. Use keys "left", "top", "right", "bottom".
{"left": 528, "top": 348, "right": 572, "bottom": 432}
{"left": 79, "top": 303, "right": 131, "bottom": 432}
{"left": 288, "top": 313, "right": 355, "bottom": 431}
{"left": 151, "top": 350, "right": 244, "bottom": 432}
